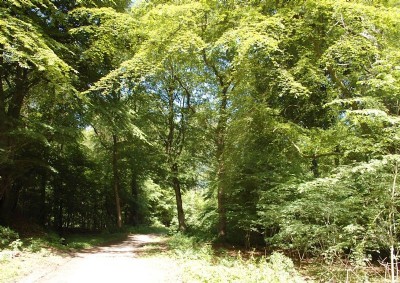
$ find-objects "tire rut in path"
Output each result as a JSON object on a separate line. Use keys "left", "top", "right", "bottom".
{"left": 18, "top": 234, "right": 181, "bottom": 283}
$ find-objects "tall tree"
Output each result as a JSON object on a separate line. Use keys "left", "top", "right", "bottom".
{"left": 127, "top": 2, "right": 206, "bottom": 231}
{"left": 198, "top": 0, "right": 284, "bottom": 239}
{"left": 0, "top": 0, "right": 132, "bottom": 226}
{"left": 0, "top": 0, "right": 75, "bottom": 223}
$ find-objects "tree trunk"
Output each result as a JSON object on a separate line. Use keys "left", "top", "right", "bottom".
{"left": 112, "top": 134, "right": 122, "bottom": 229}
{"left": 172, "top": 163, "right": 186, "bottom": 232}
{"left": 202, "top": 50, "right": 231, "bottom": 240}
{"left": 165, "top": 86, "right": 187, "bottom": 232}
{"left": 311, "top": 157, "right": 320, "bottom": 178}
{"left": 53, "top": 179, "right": 64, "bottom": 231}
{"left": 217, "top": 160, "right": 227, "bottom": 239}
{"left": 57, "top": 203, "right": 63, "bottom": 231}
{"left": 0, "top": 44, "right": 5, "bottom": 123}
{"left": 0, "top": 66, "right": 29, "bottom": 224}
{"left": 39, "top": 173, "right": 47, "bottom": 225}
{"left": 8, "top": 68, "right": 28, "bottom": 119}
{"left": 0, "top": 178, "right": 17, "bottom": 225}
{"left": 216, "top": 89, "right": 228, "bottom": 239}
{"left": 129, "top": 175, "right": 139, "bottom": 226}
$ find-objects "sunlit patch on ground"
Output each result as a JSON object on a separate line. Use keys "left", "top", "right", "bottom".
{"left": 16, "top": 234, "right": 181, "bottom": 283}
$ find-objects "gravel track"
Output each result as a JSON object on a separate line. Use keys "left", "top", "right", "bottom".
{"left": 17, "top": 234, "right": 181, "bottom": 283}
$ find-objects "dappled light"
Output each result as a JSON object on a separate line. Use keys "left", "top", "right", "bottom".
{"left": 18, "top": 234, "right": 179, "bottom": 283}
{"left": 1, "top": 0, "right": 400, "bottom": 281}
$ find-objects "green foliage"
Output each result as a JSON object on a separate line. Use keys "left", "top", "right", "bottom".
{"left": 182, "top": 189, "right": 216, "bottom": 235}
{"left": 264, "top": 157, "right": 400, "bottom": 262}
{"left": 0, "top": 226, "right": 19, "bottom": 249}
{"left": 164, "top": 233, "right": 305, "bottom": 283}
{"left": 2, "top": 1, "right": 400, "bottom": 279}
{"left": 63, "top": 232, "right": 127, "bottom": 249}
{"left": 140, "top": 179, "right": 175, "bottom": 226}
{"left": 125, "top": 225, "right": 170, "bottom": 235}
{"left": 12, "top": 230, "right": 127, "bottom": 252}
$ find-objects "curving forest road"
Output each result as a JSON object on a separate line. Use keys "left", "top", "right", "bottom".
{"left": 18, "top": 235, "right": 181, "bottom": 283}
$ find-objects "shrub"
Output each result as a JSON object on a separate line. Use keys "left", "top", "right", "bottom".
{"left": 0, "top": 226, "right": 19, "bottom": 249}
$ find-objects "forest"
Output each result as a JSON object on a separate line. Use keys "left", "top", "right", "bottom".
{"left": 1, "top": 0, "right": 400, "bottom": 280}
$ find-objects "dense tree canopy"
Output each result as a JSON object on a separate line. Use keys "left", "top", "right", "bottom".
{"left": 1, "top": 0, "right": 400, "bottom": 267}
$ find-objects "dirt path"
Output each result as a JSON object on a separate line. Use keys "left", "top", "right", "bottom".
{"left": 17, "top": 234, "right": 182, "bottom": 283}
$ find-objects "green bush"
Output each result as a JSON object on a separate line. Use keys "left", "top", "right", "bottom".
{"left": 0, "top": 226, "right": 19, "bottom": 249}
{"left": 163, "top": 233, "right": 304, "bottom": 282}
{"left": 177, "top": 247, "right": 304, "bottom": 282}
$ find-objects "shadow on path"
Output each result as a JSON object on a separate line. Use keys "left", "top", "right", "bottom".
{"left": 18, "top": 234, "right": 180, "bottom": 283}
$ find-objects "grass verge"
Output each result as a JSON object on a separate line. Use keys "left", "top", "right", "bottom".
{"left": 137, "top": 232, "right": 306, "bottom": 283}
{"left": 136, "top": 232, "right": 392, "bottom": 282}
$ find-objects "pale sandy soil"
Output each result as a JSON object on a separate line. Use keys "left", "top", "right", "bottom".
{"left": 13, "top": 234, "right": 182, "bottom": 283}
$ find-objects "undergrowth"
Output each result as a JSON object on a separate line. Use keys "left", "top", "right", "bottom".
{"left": 162, "top": 233, "right": 305, "bottom": 283}
{"left": 2, "top": 224, "right": 391, "bottom": 282}
{"left": 0, "top": 225, "right": 128, "bottom": 253}
{"left": 0, "top": 226, "right": 19, "bottom": 249}
{"left": 151, "top": 232, "right": 390, "bottom": 282}
{"left": 125, "top": 225, "right": 170, "bottom": 235}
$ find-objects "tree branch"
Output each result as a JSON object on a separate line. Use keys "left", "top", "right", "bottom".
{"left": 91, "top": 124, "right": 111, "bottom": 150}
{"left": 327, "top": 66, "right": 351, "bottom": 98}
{"left": 202, "top": 49, "right": 225, "bottom": 87}
{"left": 291, "top": 141, "right": 343, "bottom": 159}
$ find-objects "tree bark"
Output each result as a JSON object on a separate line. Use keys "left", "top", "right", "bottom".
{"left": 216, "top": 89, "right": 228, "bottom": 239}
{"left": 172, "top": 163, "right": 186, "bottom": 232}
{"left": 165, "top": 85, "right": 187, "bottom": 232}
{"left": 202, "top": 49, "right": 231, "bottom": 240}
{"left": 112, "top": 134, "right": 122, "bottom": 229}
